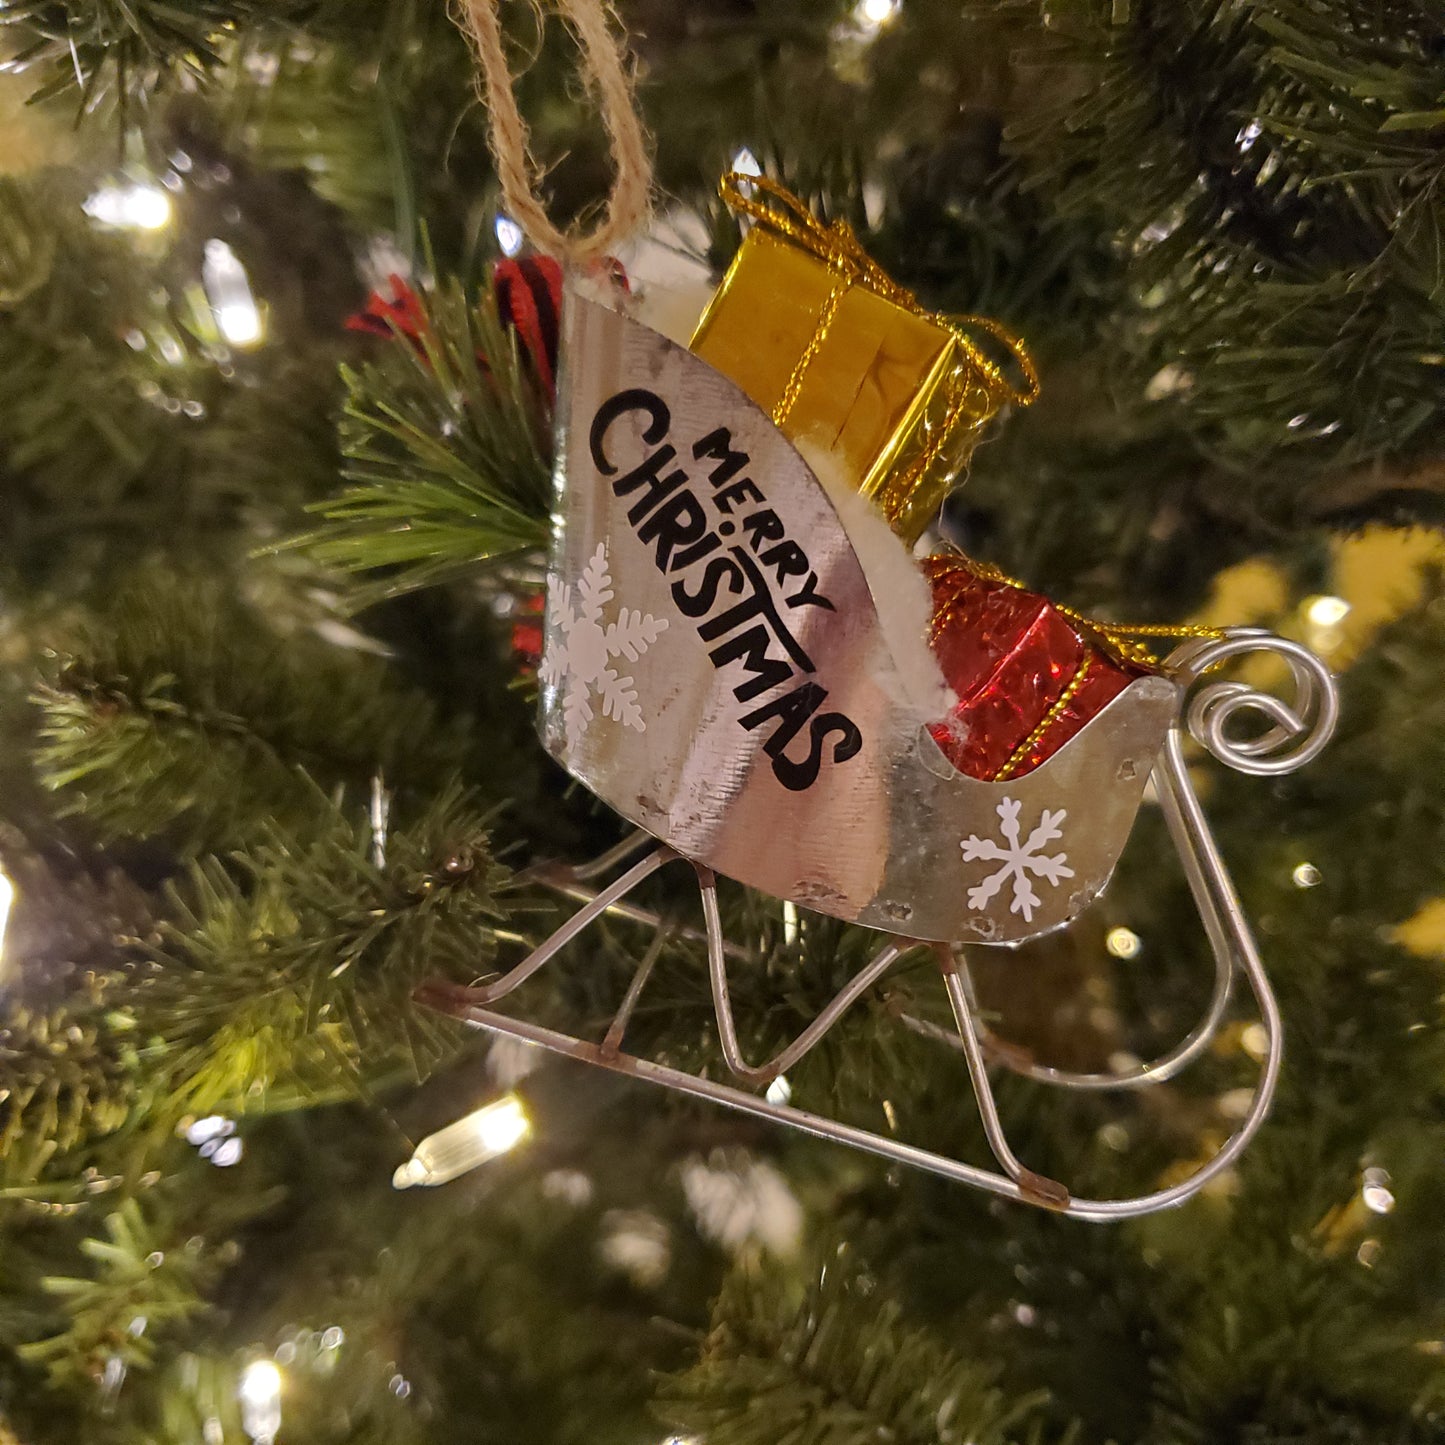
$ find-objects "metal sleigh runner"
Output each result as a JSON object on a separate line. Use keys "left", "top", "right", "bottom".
{"left": 421, "top": 236, "right": 1339, "bottom": 1219}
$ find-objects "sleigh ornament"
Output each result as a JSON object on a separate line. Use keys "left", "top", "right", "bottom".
{"left": 422, "top": 290, "right": 1338, "bottom": 1219}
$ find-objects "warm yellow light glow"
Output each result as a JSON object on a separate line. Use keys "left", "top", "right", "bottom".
{"left": 855, "top": 0, "right": 900, "bottom": 29}
{"left": 238, "top": 1358, "right": 283, "bottom": 1445}
{"left": 781, "top": 899, "right": 800, "bottom": 946}
{"left": 473, "top": 1093, "right": 530, "bottom": 1154}
{"left": 84, "top": 183, "right": 172, "bottom": 231}
{"left": 216, "top": 303, "right": 263, "bottom": 346}
{"left": 239, "top": 1359, "right": 281, "bottom": 1407}
{"left": 1292, "top": 862, "right": 1322, "bottom": 889}
{"left": 1305, "top": 594, "right": 1351, "bottom": 628}
{"left": 0, "top": 871, "right": 13, "bottom": 969}
{"left": 1106, "top": 926, "right": 1141, "bottom": 959}
{"left": 203, "top": 240, "right": 265, "bottom": 349}
{"left": 1361, "top": 1166, "right": 1395, "bottom": 1215}
{"left": 393, "top": 1092, "right": 532, "bottom": 1189}
{"left": 1240, "top": 1022, "right": 1269, "bottom": 1060}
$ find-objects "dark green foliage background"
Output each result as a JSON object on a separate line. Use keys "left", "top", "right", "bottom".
{"left": 0, "top": 1, "right": 1442, "bottom": 1442}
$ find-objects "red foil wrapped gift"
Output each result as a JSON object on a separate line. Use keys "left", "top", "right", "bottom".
{"left": 509, "top": 590, "right": 546, "bottom": 674}
{"left": 923, "top": 556, "right": 1155, "bottom": 781}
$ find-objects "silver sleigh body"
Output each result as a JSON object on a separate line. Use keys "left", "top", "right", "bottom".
{"left": 427, "top": 291, "right": 1338, "bottom": 1218}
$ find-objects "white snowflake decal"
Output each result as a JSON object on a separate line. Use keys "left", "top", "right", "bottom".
{"left": 960, "top": 797, "right": 1074, "bottom": 924}
{"left": 539, "top": 541, "right": 668, "bottom": 753}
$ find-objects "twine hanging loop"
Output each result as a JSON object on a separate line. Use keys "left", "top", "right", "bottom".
{"left": 453, "top": 0, "right": 654, "bottom": 263}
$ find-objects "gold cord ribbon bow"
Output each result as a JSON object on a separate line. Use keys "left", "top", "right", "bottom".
{"left": 719, "top": 171, "right": 1041, "bottom": 412}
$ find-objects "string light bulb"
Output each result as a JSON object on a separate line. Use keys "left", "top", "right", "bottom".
{"left": 854, "top": 0, "right": 900, "bottom": 33}
{"left": 1361, "top": 1166, "right": 1395, "bottom": 1215}
{"left": 393, "top": 1093, "right": 531, "bottom": 1189}
{"left": 1305, "top": 595, "right": 1350, "bottom": 628}
{"left": 238, "top": 1359, "right": 283, "bottom": 1445}
{"left": 729, "top": 147, "right": 762, "bottom": 179}
{"left": 0, "top": 870, "right": 14, "bottom": 978}
{"left": 495, "top": 213, "right": 524, "bottom": 257}
{"left": 84, "top": 182, "right": 172, "bottom": 231}
{"left": 1106, "top": 926, "right": 1141, "bottom": 959}
{"left": 202, "top": 240, "right": 264, "bottom": 348}
{"left": 1303, "top": 594, "right": 1350, "bottom": 656}
{"left": 781, "top": 899, "right": 800, "bottom": 946}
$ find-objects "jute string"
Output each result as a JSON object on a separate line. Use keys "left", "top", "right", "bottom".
{"left": 452, "top": 0, "right": 653, "bottom": 262}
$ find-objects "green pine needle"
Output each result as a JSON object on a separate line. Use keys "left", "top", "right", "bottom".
{"left": 0, "top": 982, "right": 137, "bottom": 1189}
{"left": 0, "top": 1, "right": 278, "bottom": 120}
{"left": 17, "top": 1198, "right": 217, "bottom": 1392}
{"left": 284, "top": 273, "right": 553, "bottom": 611}
{"left": 141, "top": 778, "right": 510, "bottom": 1114}
{"left": 33, "top": 567, "right": 469, "bottom": 852}
{"left": 657, "top": 1250, "right": 1050, "bottom": 1445}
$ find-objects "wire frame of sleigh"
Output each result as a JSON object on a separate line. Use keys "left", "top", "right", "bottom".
{"left": 419, "top": 291, "right": 1339, "bottom": 1221}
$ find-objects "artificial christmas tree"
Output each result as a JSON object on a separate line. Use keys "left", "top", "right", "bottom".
{"left": 0, "top": 1, "right": 1442, "bottom": 1443}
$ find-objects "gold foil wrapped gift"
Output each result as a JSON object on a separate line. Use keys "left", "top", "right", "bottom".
{"left": 690, "top": 173, "right": 1039, "bottom": 544}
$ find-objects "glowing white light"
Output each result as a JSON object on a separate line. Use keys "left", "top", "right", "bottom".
{"left": 599, "top": 1209, "right": 670, "bottom": 1286}
{"left": 216, "top": 305, "right": 262, "bottom": 346}
{"left": 1363, "top": 1183, "right": 1395, "bottom": 1214}
{"left": 781, "top": 899, "right": 800, "bottom": 946}
{"left": 202, "top": 240, "right": 264, "bottom": 348}
{"left": 238, "top": 1359, "right": 283, "bottom": 1445}
{"left": 101, "top": 1354, "right": 126, "bottom": 1397}
{"left": 1292, "top": 862, "right": 1322, "bottom": 889}
{"left": 765, "top": 1074, "right": 792, "bottom": 1106}
{"left": 84, "top": 183, "right": 172, "bottom": 231}
{"left": 1240, "top": 1022, "right": 1269, "bottom": 1060}
{"left": 1362, "top": 1166, "right": 1395, "bottom": 1215}
{"left": 392, "top": 1093, "right": 531, "bottom": 1189}
{"left": 0, "top": 872, "right": 14, "bottom": 975}
{"left": 1305, "top": 595, "right": 1350, "bottom": 628}
{"left": 730, "top": 147, "right": 762, "bottom": 179}
{"left": 542, "top": 1168, "right": 594, "bottom": 1205}
{"left": 854, "top": 0, "right": 900, "bottom": 31}
{"left": 1105, "top": 926, "right": 1141, "bottom": 959}
{"left": 239, "top": 1360, "right": 280, "bottom": 1404}
{"left": 495, "top": 213, "right": 524, "bottom": 257}
{"left": 474, "top": 1094, "right": 530, "bottom": 1153}
{"left": 1236, "top": 119, "right": 1262, "bottom": 153}
{"left": 185, "top": 1115, "right": 234, "bottom": 1146}
{"left": 210, "top": 1137, "right": 244, "bottom": 1167}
